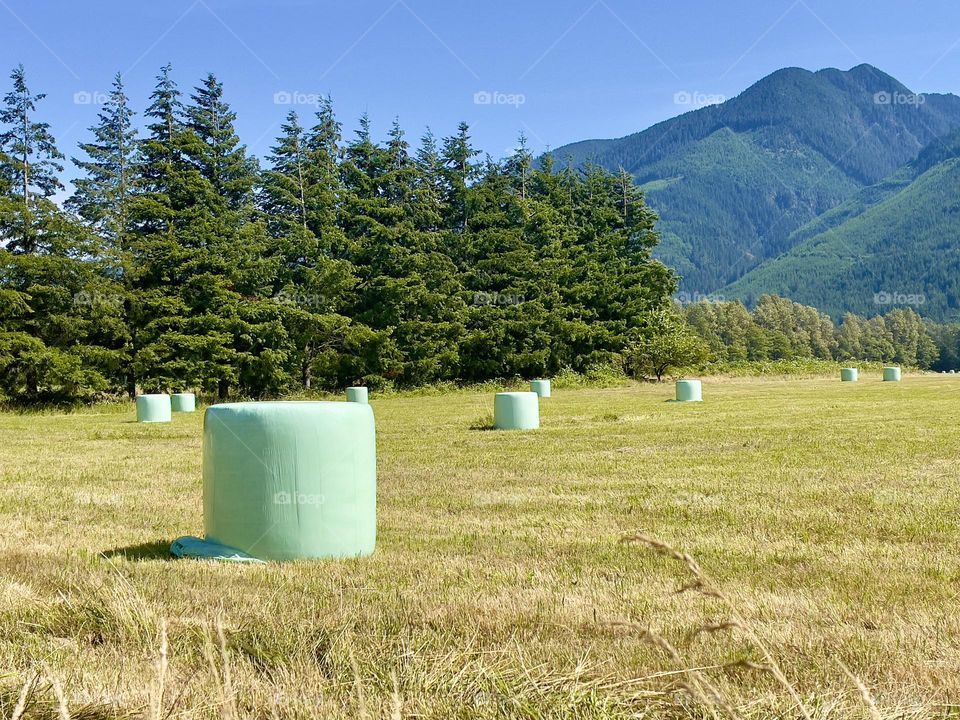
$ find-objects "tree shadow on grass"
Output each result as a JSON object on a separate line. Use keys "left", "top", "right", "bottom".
{"left": 101, "top": 539, "right": 174, "bottom": 561}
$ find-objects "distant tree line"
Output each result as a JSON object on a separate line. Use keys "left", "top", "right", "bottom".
{"left": 683, "top": 295, "right": 953, "bottom": 370}
{"left": 0, "top": 64, "right": 676, "bottom": 404}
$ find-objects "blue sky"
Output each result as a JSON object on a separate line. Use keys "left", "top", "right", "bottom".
{"left": 3, "top": 0, "right": 960, "bottom": 194}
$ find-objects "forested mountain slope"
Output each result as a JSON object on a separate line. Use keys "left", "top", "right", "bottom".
{"left": 724, "top": 130, "right": 960, "bottom": 321}
{"left": 548, "top": 64, "right": 960, "bottom": 293}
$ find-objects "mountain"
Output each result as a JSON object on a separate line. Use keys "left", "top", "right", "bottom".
{"left": 547, "top": 64, "right": 960, "bottom": 294}
{"left": 722, "top": 130, "right": 960, "bottom": 322}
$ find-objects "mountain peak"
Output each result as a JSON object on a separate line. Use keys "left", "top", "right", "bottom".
{"left": 547, "top": 63, "right": 960, "bottom": 295}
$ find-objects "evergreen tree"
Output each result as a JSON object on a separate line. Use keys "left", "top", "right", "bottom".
{"left": 67, "top": 73, "right": 137, "bottom": 248}
{"left": 0, "top": 67, "right": 126, "bottom": 403}
{"left": 185, "top": 73, "right": 257, "bottom": 209}
{"left": 439, "top": 121, "right": 478, "bottom": 235}
{"left": 0, "top": 64, "right": 64, "bottom": 252}
{"left": 261, "top": 104, "right": 358, "bottom": 389}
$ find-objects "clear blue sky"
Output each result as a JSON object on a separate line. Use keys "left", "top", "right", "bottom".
{"left": 4, "top": 0, "right": 960, "bottom": 194}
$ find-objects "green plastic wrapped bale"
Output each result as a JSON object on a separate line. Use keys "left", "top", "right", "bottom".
{"left": 883, "top": 367, "right": 902, "bottom": 382}
{"left": 530, "top": 379, "right": 551, "bottom": 398}
{"left": 172, "top": 392, "right": 196, "bottom": 412}
{"left": 346, "top": 386, "right": 368, "bottom": 404}
{"left": 841, "top": 368, "right": 858, "bottom": 382}
{"left": 183, "top": 401, "right": 377, "bottom": 562}
{"left": 136, "top": 394, "right": 171, "bottom": 423}
{"left": 675, "top": 379, "right": 702, "bottom": 402}
{"left": 494, "top": 392, "right": 539, "bottom": 430}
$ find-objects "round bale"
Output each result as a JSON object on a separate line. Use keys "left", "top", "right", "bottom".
{"left": 136, "top": 394, "right": 172, "bottom": 423}
{"left": 203, "top": 401, "right": 376, "bottom": 561}
{"left": 883, "top": 367, "right": 902, "bottom": 382}
{"left": 675, "top": 379, "right": 703, "bottom": 402}
{"left": 346, "top": 386, "right": 369, "bottom": 404}
{"left": 494, "top": 392, "right": 540, "bottom": 430}
{"left": 530, "top": 379, "right": 551, "bottom": 398}
{"left": 172, "top": 392, "right": 196, "bottom": 412}
{"left": 841, "top": 368, "right": 858, "bottom": 382}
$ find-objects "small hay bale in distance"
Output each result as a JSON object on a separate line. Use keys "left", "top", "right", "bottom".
{"left": 883, "top": 367, "right": 902, "bottom": 382}
{"left": 136, "top": 394, "right": 172, "bottom": 423}
{"left": 171, "top": 392, "right": 196, "bottom": 412}
{"left": 346, "top": 386, "right": 369, "bottom": 404}
{"left": 530, "top": 379, "right": 551, "bottom": 398}
{"left": 675, "top": 379, "right": 703, "bottom": 402}
{"left": 841, "top": 368, "right": 858, "bottom": 382}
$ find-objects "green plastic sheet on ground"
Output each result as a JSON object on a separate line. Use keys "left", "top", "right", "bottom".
{"left": 195, "top": 401, "right": 377, "bottom": 561}
{"left": 170, "top": 535, "right": 265, "bottom": 563}
{"left": 136, "top": 394, "right": 171, "bottom": 423}
{"left": 494, "top": 392, "right": 540, "bottom": 430}
{"left": 675, "top": 380, "right": 703, "bottom": 402}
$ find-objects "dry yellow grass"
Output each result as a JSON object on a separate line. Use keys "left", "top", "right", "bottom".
{"left": 1, "top": 373, "right": 959, "bottom": 718}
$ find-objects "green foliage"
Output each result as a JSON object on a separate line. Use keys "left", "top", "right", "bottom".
{"left": 682, "top": 298, "right": 943, "bottom": 371}
{"left": 0, "top": 64, "right": 65, "bottom": 253}
{"left": 8, "top": 62, "right": 958, "bottom": 407}
{"left": 623, "top": 308, "right": 708, "bottom": 380}
{"left": 0, "top": 65, "right": 677, "bottom": 404}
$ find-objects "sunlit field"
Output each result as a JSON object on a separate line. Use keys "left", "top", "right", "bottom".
{"left": 2, "top": 373, "right": 959, "bottom": 718}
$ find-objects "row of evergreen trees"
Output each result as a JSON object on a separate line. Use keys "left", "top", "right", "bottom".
{"left": 0, "top": 64, "right": 676, "bottom": 403}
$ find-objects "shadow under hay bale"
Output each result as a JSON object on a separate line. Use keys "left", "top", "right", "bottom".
{"left": 101, "top": 540, "right": 175, "bottom": 561}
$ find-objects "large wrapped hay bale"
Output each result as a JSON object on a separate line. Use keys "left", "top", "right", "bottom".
{"left": 494, "top": 392, "right": 540, "bottom": 430}
{"left": 175, "top": 401, "right": 377, "bottom": 561}
{"left": 136, "top": 394, "right": 171, "bottom": 423}
{"left": 883, "top": 367, "right": 902, "bottom": 382}
{"left": 841, "top": 368, "right": 858, "bottom": 382}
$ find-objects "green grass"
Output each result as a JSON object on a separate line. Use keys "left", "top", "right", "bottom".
{"left": 2, "top": 374, "right": 960, "bottom": 718}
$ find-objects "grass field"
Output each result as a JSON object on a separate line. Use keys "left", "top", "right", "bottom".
{"left": 2, "top": 373, "right": 960, "bottom": 719}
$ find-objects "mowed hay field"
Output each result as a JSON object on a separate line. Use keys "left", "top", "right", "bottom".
{"left": 2, "top": 375, "right": 960, "bottom": 719}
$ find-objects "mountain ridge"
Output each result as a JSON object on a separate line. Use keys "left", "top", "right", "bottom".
{"left": 545, "top": 64, "right": 960, "bottom": 295}
{"left": 722, "top": 128, "right": 960, "bottom": 321}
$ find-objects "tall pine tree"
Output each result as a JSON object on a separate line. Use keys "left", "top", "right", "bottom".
{"left": 0, "top": 64, "right": 65, "bottom": 252}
